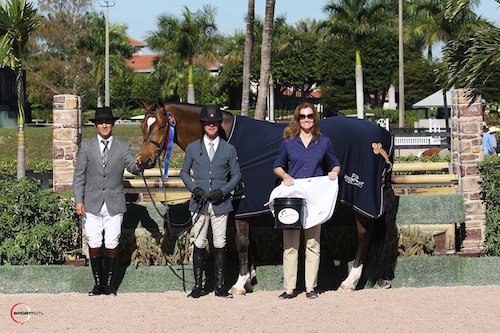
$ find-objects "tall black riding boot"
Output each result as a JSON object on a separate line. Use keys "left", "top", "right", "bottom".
{"left": 188, "top": 246, "right": 205, "bottom": 298}
{"left": 88, "top": 247, "right": 104, "bottom": 296}
{"left": 103, "top": 248, "right": 118, "bottom": 296}
{"left": 214, "top": 248, "right": 233, "bottom": 298}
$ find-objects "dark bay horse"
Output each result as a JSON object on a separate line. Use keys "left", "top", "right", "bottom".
{"left": 139, "top": 102, "right": 399, "bottom": 293}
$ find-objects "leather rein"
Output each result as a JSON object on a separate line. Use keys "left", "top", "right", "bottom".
{"left": 141, "top": 110, "right": 204, "bottom": 234}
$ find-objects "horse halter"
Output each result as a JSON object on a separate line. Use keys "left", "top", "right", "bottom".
{"left": 143, "top": 110, "right": 176, "bottom": 154}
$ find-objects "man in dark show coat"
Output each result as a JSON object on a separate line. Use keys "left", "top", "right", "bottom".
{"left": 73, "top": 106, "right": 142, "bottom": 296}
{"left": 181, "top": 105, "right": 241, "bottom": 298}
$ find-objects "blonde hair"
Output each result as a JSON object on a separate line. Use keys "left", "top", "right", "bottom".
{"left": 283, "top": 102, "right": 321, "bottom": 139}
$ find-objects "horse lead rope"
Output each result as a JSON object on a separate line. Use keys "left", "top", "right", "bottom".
{"left": 141, "top": 108, "right": 210, "bottom": 292}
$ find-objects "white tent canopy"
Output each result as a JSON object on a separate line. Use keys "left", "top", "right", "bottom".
{"left": 412, "top": 89, "right": 452, "bottom": 109}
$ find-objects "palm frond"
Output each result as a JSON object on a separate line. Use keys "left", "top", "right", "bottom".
{"left": 440, "top": 26, "right": 500, "bottom": 90}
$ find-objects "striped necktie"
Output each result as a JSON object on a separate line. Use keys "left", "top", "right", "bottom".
{"left": 101, "top": 139, "right": 109, "bottom": 166}
{"left": 208, "top": 142, "right": 215, "bottom": 161}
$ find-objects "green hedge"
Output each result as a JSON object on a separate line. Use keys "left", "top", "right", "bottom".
{"left": 479, "top": 156, "right": 500, "bottom": 255}
{"left": 396, "top": 194, "right": 466, "bottom": 225}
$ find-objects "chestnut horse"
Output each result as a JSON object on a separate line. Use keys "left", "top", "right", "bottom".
{"left": 139, "top": 102, "right": 399, "bottom": 293}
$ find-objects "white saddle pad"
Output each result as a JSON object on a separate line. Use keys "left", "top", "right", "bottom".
{"left": 266, "top": 176, "right": 339, "bottom": 229}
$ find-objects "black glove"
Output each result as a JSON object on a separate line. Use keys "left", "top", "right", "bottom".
{"left": 207, "top": 189, "right": 224, "bottom": 203}
{"left": 193, "top": 187, "right": 207, "bottom": 203}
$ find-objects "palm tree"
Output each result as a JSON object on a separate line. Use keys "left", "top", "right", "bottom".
{"left": 80, "top": 12, "right": 135, "bottom": 107}
{"left": 407, "top": 0, "right": 487, "bottom": 62}
{"left": 441, "top": 0, "right": 500, "bottom": 90}
{"left": 254, "top": 0, "right": 276, "bottom": 120}
{"left": 241, "top": 0, "right": 255, "bottom": 116}
{"left": 321, "top": 0, "right": 391, "bottom": 119}
{"left": 146, "top": 5, "right": 219, "bottom": 104}
{"left": 0, "top": 0, "right": 39, "bottom": 179}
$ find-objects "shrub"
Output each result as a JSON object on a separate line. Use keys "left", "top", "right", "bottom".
{"left": 0, "top": 159, "right": 52, "bottom": 174}
{"left": 398, "top": 226, "right": 434, "bottom": 256}
{"left": 479, "top": 156, "right": 500, "bottom": 255}
{"left": 0, "top": 178, "right": 79, "bottom": 265}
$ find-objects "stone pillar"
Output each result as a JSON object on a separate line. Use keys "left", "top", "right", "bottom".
{"left": 450, "top": 89, "right": 486, "bottom": 254}
{"left": 53, "top": 94, "right": 81, "bottom": 193}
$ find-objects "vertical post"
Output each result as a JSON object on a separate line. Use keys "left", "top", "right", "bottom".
{"left": 355, "top": 50, "right": 364, "bottom": 119}
{"left": 267, "top": 73, "right": 275, "bottom": 122}
{"left": 53, "top": 94, "right": 81, "bottom": 193}
{"left": 398, "top": 0, "right": 405, "bottom": 128}
{"left": 443, "top": 90, "right": 451, "bottom": 149}
{"left": 104, "top": 5, "right": 110, "bottom": 107}
{"left": 99, "top": 0, "right": 115, "bottom": 107}
{"left": 388, "top": 84, "right": 396, "bottom": 109}
{"left": 450, "top": 89, "right": 486, "bottom": 254}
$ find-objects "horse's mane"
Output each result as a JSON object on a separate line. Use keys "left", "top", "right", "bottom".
{"left": 161, "top": 101, "right": 205, "bottom": 108}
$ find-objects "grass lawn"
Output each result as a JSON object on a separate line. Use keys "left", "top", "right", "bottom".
{"left": 0, "top": 124, "right": 149, "bottom": 167}
{"left": 1, "top": 256, "right": 499, "bottom": 294}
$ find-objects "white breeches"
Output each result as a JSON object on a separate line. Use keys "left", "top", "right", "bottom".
{"left": 85, "top": 203, "right": 123, "bottom": 249}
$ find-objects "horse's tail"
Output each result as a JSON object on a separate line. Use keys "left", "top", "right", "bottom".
{"left": 360, "top": 185, "right": 399, "bottom": 286}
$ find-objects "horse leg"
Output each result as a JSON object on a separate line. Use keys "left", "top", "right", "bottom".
{"left": 230, "top": 219, "right": 253, "bottom": 295}
{"left": 339, "top": 213, "right": 373, "bottom": 291}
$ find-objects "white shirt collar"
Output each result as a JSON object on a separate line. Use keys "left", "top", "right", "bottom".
{"left": 203, "top": 135, "right": 220, "bottom": 152}
{"left": 98, "top": 134, "right": 113, "bottom": 143}
{"left": 97, "top": 135, "right": 113, "bottom": 152}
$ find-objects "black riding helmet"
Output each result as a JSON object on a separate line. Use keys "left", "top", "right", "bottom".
{"left": 200, "top": 105, "right": 223, "bottom": 123}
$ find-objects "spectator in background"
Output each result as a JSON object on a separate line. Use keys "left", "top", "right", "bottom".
{"left": 483, "top": 125, "right": 495, "bottom": 155}
{"left": 488, "top": 126, "right": 499, "bottom": 155}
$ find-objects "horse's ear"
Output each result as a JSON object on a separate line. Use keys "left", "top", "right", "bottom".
{"left": 157, "top": 99, "right": 164, "bottom": 108}
{"left": 138, "top": 100, "right": 151, "bottom": 111}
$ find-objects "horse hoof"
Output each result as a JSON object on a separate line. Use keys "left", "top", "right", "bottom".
{"left": 244, "top": 281, "right": 254, "bottom": 293}
{"left": 374, "top": 279, "right": 391, "bottom": 289}
{"left": 250, "top": 269, "right": 257, "bottom": 281}
{"left": 339, "top": 283, "right": 355, "bottom": 292}
{"left": 230, "top": 287, "right": 246, "bottom": 295}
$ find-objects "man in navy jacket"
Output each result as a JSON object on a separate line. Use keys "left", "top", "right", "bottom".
{"left": 181, "top": 105, "right": 241, "bottom": 298}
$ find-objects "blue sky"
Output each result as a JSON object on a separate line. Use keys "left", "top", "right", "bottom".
{"left": 93, "top": 0, "right": 500, "bottom": 43}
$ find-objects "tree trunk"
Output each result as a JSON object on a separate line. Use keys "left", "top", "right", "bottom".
{"left": 355, "top": 49, "right": 364, "bottom": 119}
{"left": 241, "top": 0, "right": 255, "bottom": 117}
{"left": 254, "top": 0, "right": 276, "bottom": 120}
{"left": 187, "top": 63, "right": 195, "bottom": 104}
{"left": 16, "top": 68, "right": 25, "bottom": 179}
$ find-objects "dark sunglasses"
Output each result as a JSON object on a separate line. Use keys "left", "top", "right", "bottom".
{"left": 298, "top": 113, "right": 314, "bottom": 120}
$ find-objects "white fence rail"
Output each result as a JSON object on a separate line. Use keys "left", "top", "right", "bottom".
{"left": 394, "top": 136, "right": 443, "bottom": 146}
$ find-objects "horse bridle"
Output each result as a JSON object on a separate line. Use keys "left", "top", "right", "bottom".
{"left": 141, "top": 109, "right": 204, "bottom": 232}
{"left": 143, "top": 110, "right": 175, "bottom": 154}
